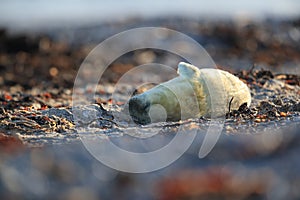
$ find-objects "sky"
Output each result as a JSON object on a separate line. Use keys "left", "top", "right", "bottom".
{"left": 0, "top": 0, "right": 299, "bottom": 30}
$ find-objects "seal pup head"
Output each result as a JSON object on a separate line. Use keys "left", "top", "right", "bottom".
{"left": 128, "top": 62, "right": 201, "bottom": 125}
{"left": 128, "top": 93, "right": 152, "bottom": 125}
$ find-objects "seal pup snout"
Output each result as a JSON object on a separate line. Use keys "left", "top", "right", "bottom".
{"left": 128, "top": 94, "right": 151, "bottom": 124}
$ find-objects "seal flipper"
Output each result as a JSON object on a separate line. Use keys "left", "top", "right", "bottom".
{"left": 177, "top": 62, "right": 201, "bottom": 79}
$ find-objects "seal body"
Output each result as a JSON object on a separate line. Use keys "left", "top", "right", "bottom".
{"left": 129, "top": 62, "right": 251, "bottom": 124}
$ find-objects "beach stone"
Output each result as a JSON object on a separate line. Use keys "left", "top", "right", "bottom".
{"left": 72, "top": 104, "right": 113, "bottom": 125}
{"left": 42, "top": 108, "right": 73, "bottom": 122}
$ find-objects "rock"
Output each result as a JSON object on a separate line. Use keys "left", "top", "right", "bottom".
{"left": 72, "top": 104, "right": 113, "bottom": 125}
{"left": 42, "top": 108, "right": 73, "bottom": 122}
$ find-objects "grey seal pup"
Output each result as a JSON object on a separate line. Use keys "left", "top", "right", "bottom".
{"left": 129, "top": 62, "right": 251, "bottom": 124}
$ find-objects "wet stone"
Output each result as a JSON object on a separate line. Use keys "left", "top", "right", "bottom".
{"left": 72, "top": 104, "right": 113, "bottom": 126}
{"left": 42, "top": 108, "right": 73, "bottom": 122}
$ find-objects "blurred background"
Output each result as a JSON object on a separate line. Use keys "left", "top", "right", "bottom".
{"left": 1, "top": 0, "right": 300, "bottom": 30}
{"left": 0, "top": 1, "right": 300, "bottom": 200}
{"left": 1, "top": 0, "right": 300, "bottom": 89}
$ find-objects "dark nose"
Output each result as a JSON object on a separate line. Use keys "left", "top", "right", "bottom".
{"left": 128, "top": 95, "right": 151, "bottom": 125}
